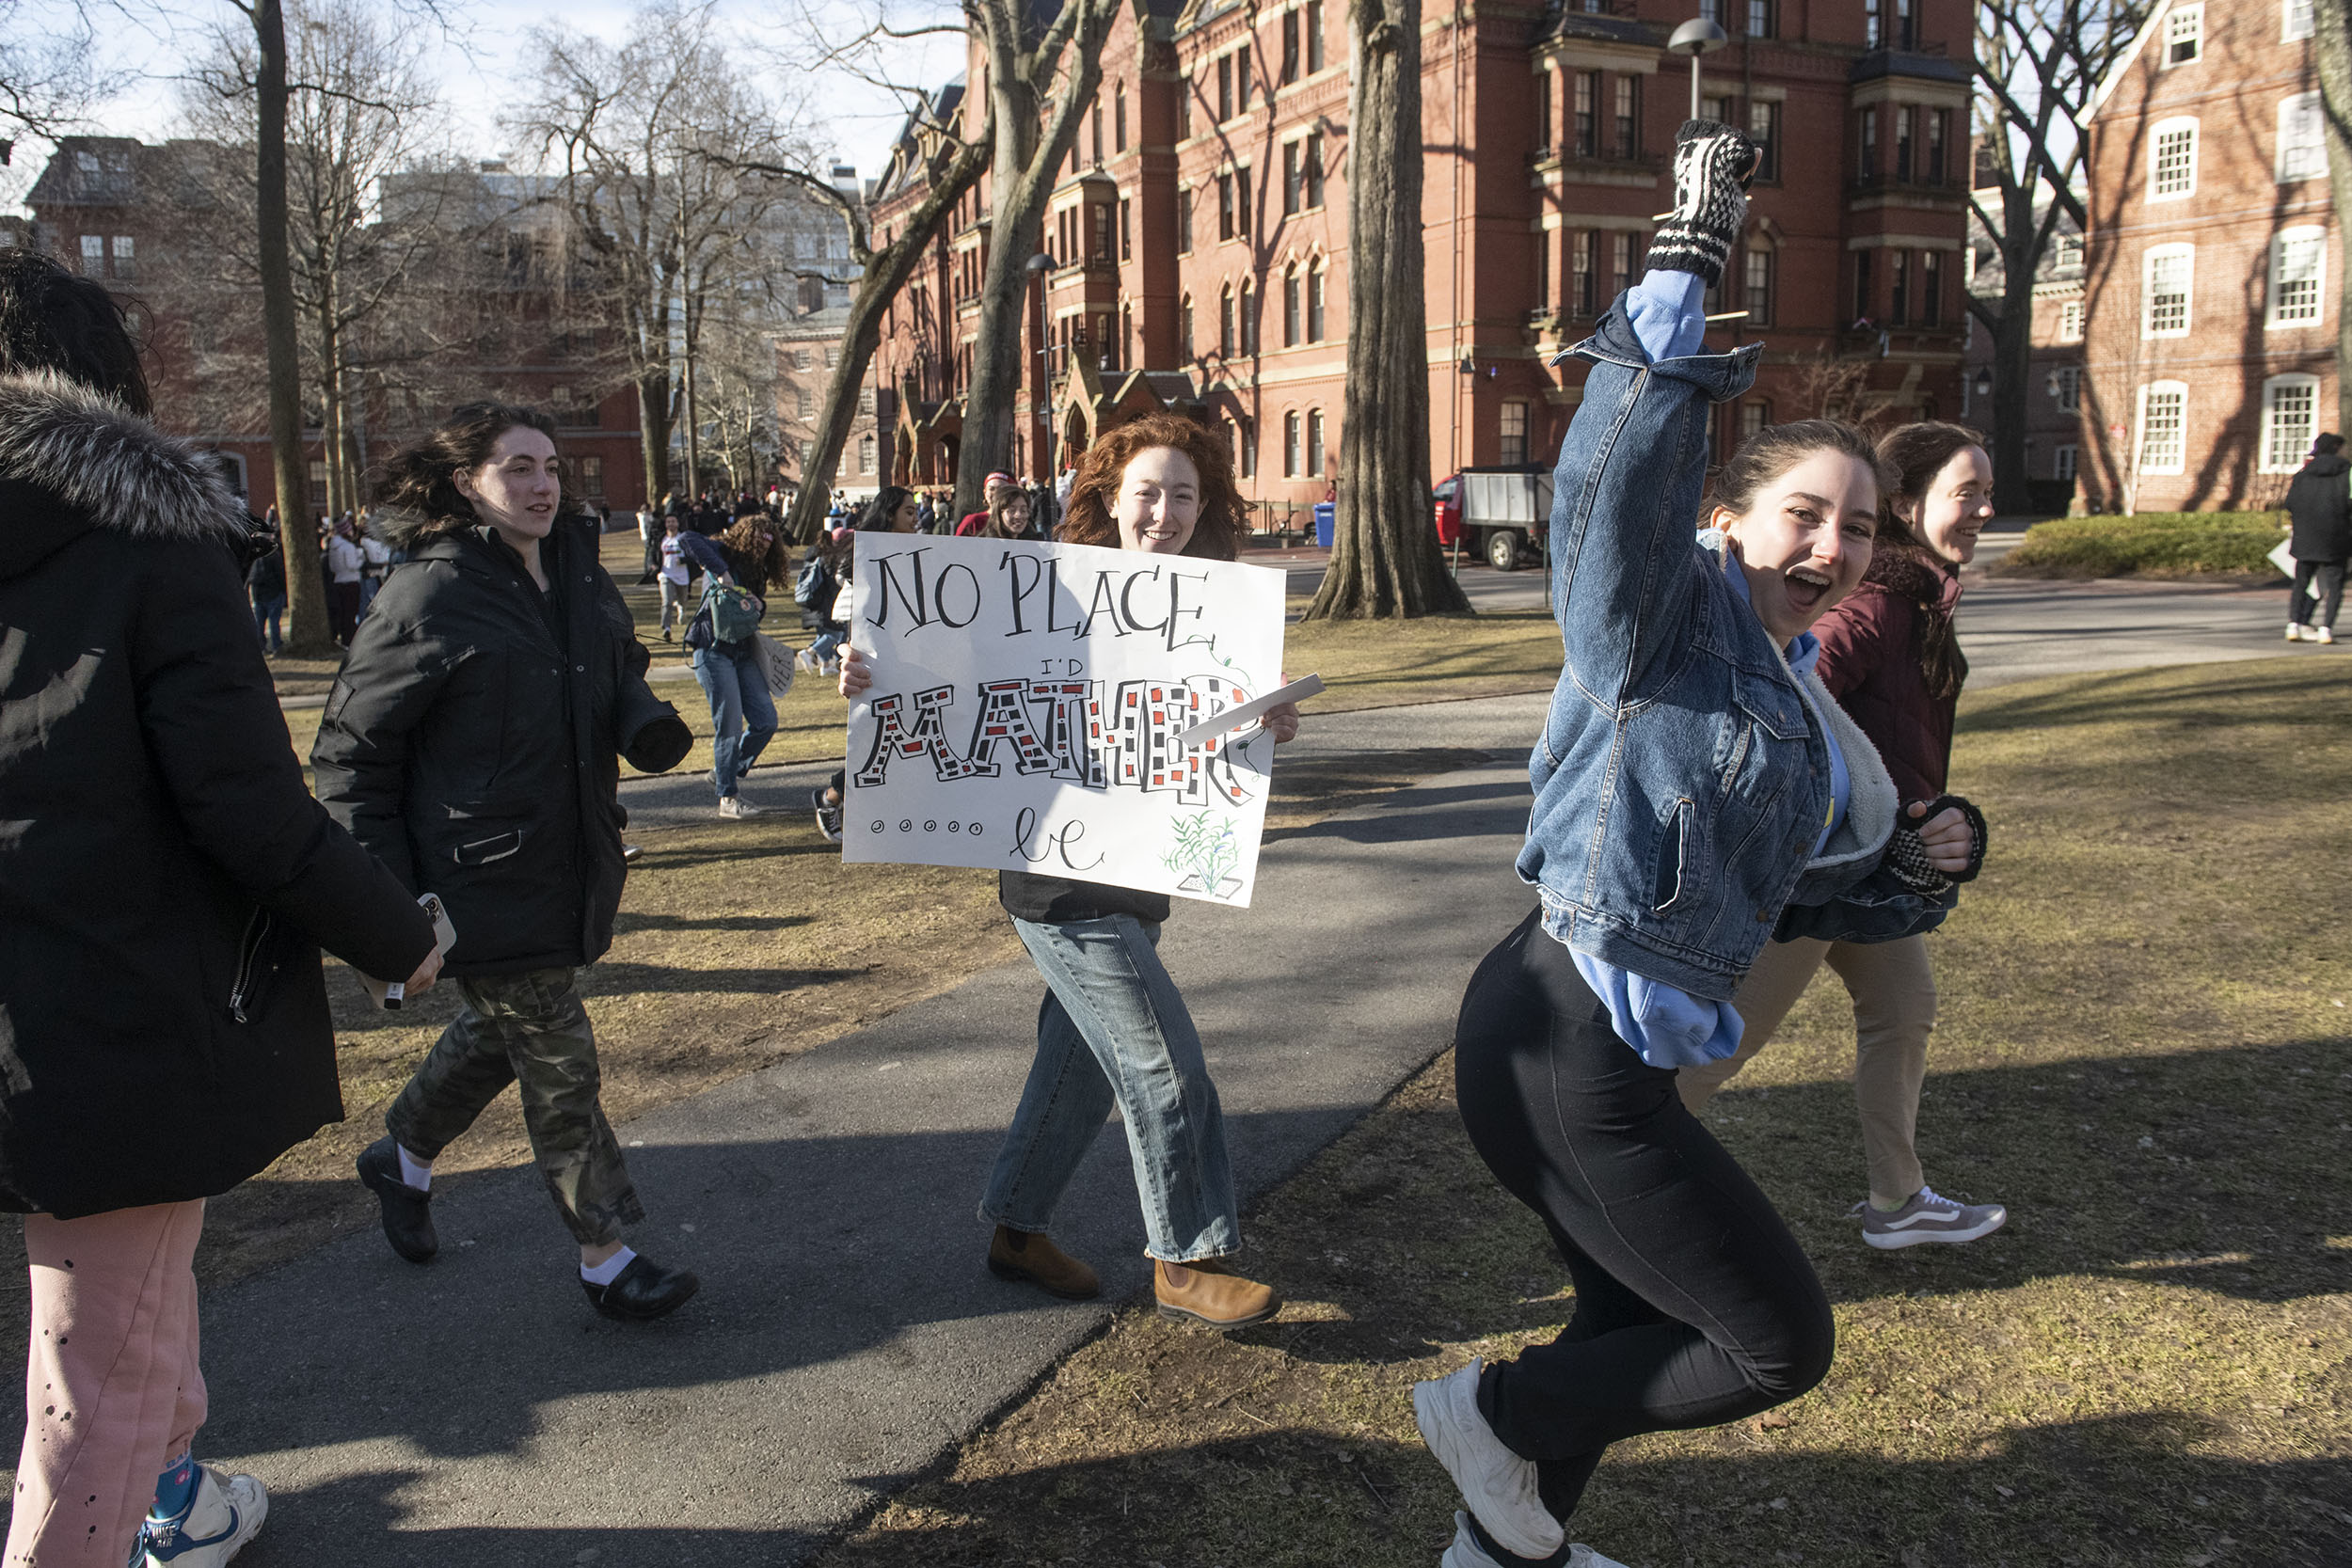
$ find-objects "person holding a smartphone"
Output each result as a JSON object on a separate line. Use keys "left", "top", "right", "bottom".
{"left": 312, "top": 400, "right": 699, "bottom": 1323}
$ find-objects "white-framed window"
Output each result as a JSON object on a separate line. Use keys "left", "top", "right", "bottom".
{"left": 2164, "top": 3, "right": 2202, "bottom": 65}
{"left": 1283, "top": 410, "right": 1301, "bottom": 476}
{"left": 78, "top": 234, "right": 103, "bottom": 276}
{"left": 2058, "top": 299, "right": 2084, "bottom": 341}
{"left": 2279, "top": 92, "right": 2326, "bottom": 182}
{"left": 1739, "top": 399, "right": 1769, "bottom": 442}
{"left": 2136, "top": 381, "right": 2188, "bottom": 474}
{"left": 2142, "top": 244, "right": 2194, "bottom": 337}
{"left": 858, "top": 433, "right": 877, "bottom": 473}
{"left": 2270, "top": 227, "right": 2327, "bottom": 325}
{"left": 2054, "top": 444, "right": 2078, "bottom": 482}
{"left": 2054, "top": 233, "right": 2085, "bottom": 271}
{"left": 2262, "top": 374, "right": 2321, "bottom": 472}
{"left": 2049, "top": 366, "right": 2083, "bottom": 410}
{"left": 2150, "top": 118, "right": 2199, "bottom": 199}
{"left": 1306, "top": 408, "right": 1326, "bottom": 473}
{"left": 1500, "top": 401, "right": 1529, "bottom": 465}
{"left": 2286, "top": 0, "right": 2315, "bottom": 41}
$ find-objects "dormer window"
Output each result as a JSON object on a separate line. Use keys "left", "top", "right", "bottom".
{"left": 2165, "top": 4, "right": 2202, "bottom": 66}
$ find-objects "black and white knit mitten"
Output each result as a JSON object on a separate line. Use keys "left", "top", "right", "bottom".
{"left": 1645, "top": 119, "right": 1761, "bottom": 290}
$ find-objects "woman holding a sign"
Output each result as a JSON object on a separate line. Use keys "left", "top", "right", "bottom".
{"left": 677, "top": 515, "right": 790, "bottom": 818}
{"left": 313, "top": 401, "right": 701, "bottom": 1324}
{"left": 838, "top": 413, "right": 1301, "bottom": 1329}
{"left": 1416, "top": 122, "right": 1985, "bottom": 1568}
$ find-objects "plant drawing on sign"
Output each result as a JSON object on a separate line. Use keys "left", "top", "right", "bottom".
{"left": 1164, "top": 812, "right": 1243, "bottom": 900}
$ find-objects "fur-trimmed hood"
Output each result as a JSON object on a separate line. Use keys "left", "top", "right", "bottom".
{"left": 0, "top": 374, "right": 251, "bottom": 578}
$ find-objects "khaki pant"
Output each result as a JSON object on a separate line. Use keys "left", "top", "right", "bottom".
{"left": 6, "top": 1200, "right": 206, "bottom": 1568}
{"left": 387, "top": 968, "right": 643, "bottom": 1246}
{"left": 1677, "top": 934, "right": 1935, "bottom": 1208}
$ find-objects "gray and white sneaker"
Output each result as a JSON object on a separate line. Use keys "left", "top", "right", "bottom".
{"left": 1855, "top": 1185, "right": 2007, "bottom": 1249}
{"left": 1441, "top": 1511, "right": 1633, "bottom": 1568}
{"left": 1413, "top": 1361, "right": 1565, "bottom": 1561}
{"left": 717, "top": 795, "right": 762, "bottom": 820}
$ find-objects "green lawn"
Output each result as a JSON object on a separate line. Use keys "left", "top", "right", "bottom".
{"left": 814, "top": 657, "right": 2352, "bottom": 1568}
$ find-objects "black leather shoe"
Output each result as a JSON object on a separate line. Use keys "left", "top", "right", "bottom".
{"left": 580, "top": 1254, "right": 700, "bottom": 1322}
{"left": 356, "top": 1137, "right": 437, "bottom": 1264}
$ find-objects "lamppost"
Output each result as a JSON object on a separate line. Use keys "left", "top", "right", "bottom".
{"left": 1026, "top": 250, "right": 1056, "bottom": 527}
{"left": 1666, "top": 17, "right": 1729, "bottom": 119}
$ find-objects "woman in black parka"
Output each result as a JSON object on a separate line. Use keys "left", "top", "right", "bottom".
{"left": 311, "top": 402, "right": 701, "bottom": 1323}
{"left": 0, "top": 252, "right": 440, "bottom": 1568}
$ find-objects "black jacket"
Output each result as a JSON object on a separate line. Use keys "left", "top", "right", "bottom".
{"left": 311, "top": 510, "right": 691, "bottom": 977}
{"left": 2285, "top": 453, "right": 2351, "bottom": 561}
{"left": 0, "top": 373, "right": 438, "bottom": 1217}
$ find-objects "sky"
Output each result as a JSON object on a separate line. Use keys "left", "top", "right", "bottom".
{"left": 8, "top": 0, "right": 970, "bottom": 212}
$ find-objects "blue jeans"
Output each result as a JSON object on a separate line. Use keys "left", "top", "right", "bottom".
{"left": 981, "top": 916, "right": 1241, "bottom": 1262}
{"left": 806, "top": 621, "right": 846, "bottom": 663}
{"left": 251, "top": 594, "right": 283, "bottom": 651}
{"left": 691, "top": 639, "right": 776, "bottom": 800}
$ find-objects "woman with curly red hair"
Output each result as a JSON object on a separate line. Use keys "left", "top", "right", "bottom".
{"left": 840, "top": 412, "right": 1294, "bottom": 1327}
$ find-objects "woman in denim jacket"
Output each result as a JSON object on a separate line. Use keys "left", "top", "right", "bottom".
{"left": 1410, "top": 122, "right": 1982, "bottom": 1568}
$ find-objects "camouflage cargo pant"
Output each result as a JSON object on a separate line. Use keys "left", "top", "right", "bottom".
{"left": 385, "top": 967, "right": 644, "bottom": 1246}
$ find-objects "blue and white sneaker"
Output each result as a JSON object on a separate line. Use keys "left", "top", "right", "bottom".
{"left": 1856, "top": 1185, "right": 2008, "bottom": 1249}
{"left": 136, "top": 1465, "right": 267, "bottom": 1566}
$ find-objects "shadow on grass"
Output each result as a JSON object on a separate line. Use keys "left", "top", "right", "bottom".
{"left": 809, "top": 1415, "right": 2352, "bottom": 1568}
{"left": 1960, "top": 659, "right": 2352, "bottom": 739}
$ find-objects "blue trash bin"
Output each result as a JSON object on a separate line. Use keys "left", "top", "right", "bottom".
{"left": 1312, "top": 501, "right": 1335, "bottom": 548}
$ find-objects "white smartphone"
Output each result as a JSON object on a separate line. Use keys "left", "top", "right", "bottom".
{"left": 366, "top": 893, "right": 459, "bottom": 1010}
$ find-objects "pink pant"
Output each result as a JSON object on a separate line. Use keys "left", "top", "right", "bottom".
{"left": 5, "top": 1200, "right": 207, "bottom": 1568}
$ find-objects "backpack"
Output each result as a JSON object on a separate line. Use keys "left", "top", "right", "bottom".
{"left": 700, "top": 580, "right": 766, "bottom": 644}
{"left": 793, "top": 553, "right": 835, "bottom": 609}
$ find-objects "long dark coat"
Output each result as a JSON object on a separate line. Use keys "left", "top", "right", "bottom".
{"left": 0, "top": 373, "right": 437, "bottom": 1217}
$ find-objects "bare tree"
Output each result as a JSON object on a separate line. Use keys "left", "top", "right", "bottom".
{"left": 2310, "top": 0, "right": 2352, "bottom": 388}
{"left": 1303, "top": 0, "right": 1467, "bottom": 619}
{"left": 183, "top": 0, "right": 447, "bottom": 520}
{"left": 730, "top": 90, "right": 991, "bottom": 543}
{"left": 954, "top": 0, "right": 1121, "bottom": 520}
{"left": 515, "top": 0, "right": 804, "bottom": 507}
{"left": 1972, "top": 0, "right": 2151, "bottom": 514}
{"left": 0, "top": 1, "right": 109, "bottom": 164}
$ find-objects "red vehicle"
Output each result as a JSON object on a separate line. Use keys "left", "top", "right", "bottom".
{"left": 1433, "top": 465, "right": 1552, "bottom": 571}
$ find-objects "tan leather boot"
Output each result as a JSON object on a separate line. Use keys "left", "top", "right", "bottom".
{"left": 1153, "top": 1257, "right": 1280, "bottom": 1328}
{"left": 986, "top": 1226, "right": 1102, "bottom": 1300}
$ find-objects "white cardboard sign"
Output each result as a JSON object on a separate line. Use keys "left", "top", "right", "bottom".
{"left": 841, "top": 533, "right": 1289, "bottom": 906}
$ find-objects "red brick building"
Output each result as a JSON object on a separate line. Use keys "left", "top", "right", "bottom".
{"left": 864, "top": 0, "right": 1971, "bottom": 513}
{"left": 24, "top": 137, "right": 650, "bottom": 516}
{"left": 2077, "top": 0, "right": 2335, "bottom": 513}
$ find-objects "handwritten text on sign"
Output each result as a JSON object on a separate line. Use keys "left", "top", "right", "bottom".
{"left": 841, "top": 534, "right": 1288, "bottom": 905}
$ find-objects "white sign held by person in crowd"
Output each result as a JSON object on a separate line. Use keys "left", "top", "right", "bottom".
{"left": 842, "top": 533, "right": 1289, "bottom": 906}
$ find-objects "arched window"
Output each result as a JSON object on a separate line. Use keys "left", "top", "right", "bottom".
{"left": 2270, "top": 227, "right": 2327, "bottom": 325}
{"left": 1180, "top": 294, "right": 1196, "bottom": 359}
{"left": 2135, "top": 380, "right": 2189, "bottom": 475}
{"left": 1115, "top": 81, "right": 1128, "bottom": 152}
{"left": 1220, "top": 283, "right": 1235, "bottom": 358}
{"left": 1122, "top": 303, "right": 1135, "bottom": 367}
{"left": 1283, "top": 264, "right": 1301, "bottom": 345}
{"left": 1307, "top": 259, "right": 1327, "bottom": 341}
{"left": 1283, "top": 410, "right": 1301, "bottom": 476}
{"left": 1239, "top": 279, "right": 1257, "bottom": 355}
{"left": 2261, "top": 373, "right": 2321, "bottom": 472}
{"left": 1307, "top": 408, "right": 1326, "bottom": 473}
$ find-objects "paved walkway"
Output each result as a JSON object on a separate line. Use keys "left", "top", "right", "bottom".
{"left": 185, "top": 730, "right": 1546, "bottom": 1566}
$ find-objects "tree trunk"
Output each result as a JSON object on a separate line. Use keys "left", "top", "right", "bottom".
{"left": 1985, "top": 283, "right": 2035, "bottom": 515}
{"left": 254, "top": 0, "right": 329, "bottom": 652}
{"left": 636, "top": 369, "right": 671, "bottom": 503}
{"left": 785, "top": 132, "right": 993, "bottom": 546}
{"left": 1305, "top": 0, "right": 1470, "bottom": 620}
{"left": 957, "top": 72, "right": 1046, "bottom": 521}
{"left": 2313, "top": 0, "right": 2352, "bottom": 416}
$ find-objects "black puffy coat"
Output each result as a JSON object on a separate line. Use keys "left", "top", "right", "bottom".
{"left": 0, "top": 373, "right": 437, "bottom": 1217}
{"left": 310, "top": 510, "right": 691, "bottom": 977}
{"left": 2285, "top": 453, "right": 2351, "bottom": 562}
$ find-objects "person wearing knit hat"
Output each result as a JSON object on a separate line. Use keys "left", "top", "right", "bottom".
{"left": 957, "top": 471, "right": 1016, "bottom": 536}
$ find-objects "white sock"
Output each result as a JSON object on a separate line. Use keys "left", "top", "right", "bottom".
{"left": 580, "top": 1246, "right": 637, "bottom": 1286}
{"left": 396, "top": 1146, "right": 434, "bottom": 1191}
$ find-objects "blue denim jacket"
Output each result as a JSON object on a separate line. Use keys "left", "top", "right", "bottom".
{"left": 1517, "top": 300, "right": 1901, "bottom": 1002}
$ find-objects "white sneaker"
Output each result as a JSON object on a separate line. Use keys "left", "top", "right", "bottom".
{"left": 1855, "top": 1185, "right": 2008, "bottom": 1249}
{"left": 1442, "top": 1511, "right": 1634, "bottom": 1568}
{"left": 138, "top": 1465, "right": 266, "bottom": 1566}
{"left": 2287, "top": 622, "right": 2305, "bottom": 641}
{"left": 2320, "top": 626, "right": 2336, "bottom": 645}
{"left": 717, "top": 795, "right": 762, "bottom": 819}
{"left": 1413, "top": 1360, "right": 1564, "bottom": 1560}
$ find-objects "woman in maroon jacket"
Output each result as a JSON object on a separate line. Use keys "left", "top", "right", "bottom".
{"left": 1678, "top": 421, "right": 2009, "bottom": 1251}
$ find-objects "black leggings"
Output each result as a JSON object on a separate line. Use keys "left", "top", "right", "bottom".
{"left": 1452, "top": 909, "right": 1835, "bottom": 1558}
